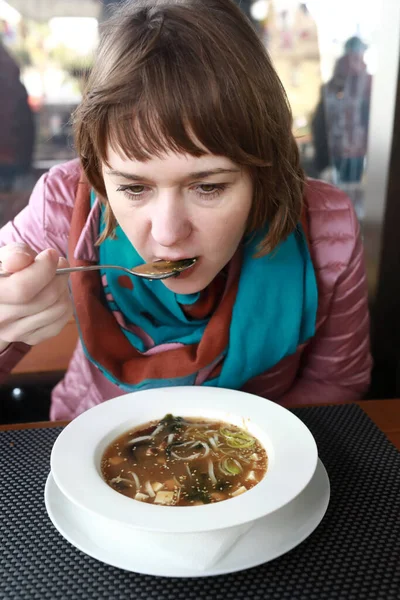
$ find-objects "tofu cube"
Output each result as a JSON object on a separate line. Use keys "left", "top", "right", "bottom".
{"left": 231, "top": 486, "right": 247, "bottom": 497}
{"left": 154, "top": 491, "right": 175, "bottom": 505}
{"left": 246, "top": 471, "right": 257, "bottom": 481}
{"left": 210, "top": 492, "right": 227, "bottom": 502}
{"left": 151, "top": 482, "right": 164, "bottom": 493}
{"left": 135, "top": 492, "right": 149, "bottom": 502}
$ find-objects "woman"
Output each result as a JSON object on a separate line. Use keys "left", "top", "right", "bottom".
{"left": 0, "top": 0, "right": 371, "bottom": 420}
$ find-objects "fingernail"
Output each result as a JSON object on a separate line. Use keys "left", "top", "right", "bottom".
{"left": 39, "top": 249, "right": 57, "bottom": 259}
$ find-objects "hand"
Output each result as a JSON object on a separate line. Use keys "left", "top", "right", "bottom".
{"left": 0, "top": 243, "right": 73, "bottom": 350}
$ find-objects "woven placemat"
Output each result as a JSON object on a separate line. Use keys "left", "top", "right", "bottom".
{"left": 0, "top": 403, "right": 399, "bottom": 600}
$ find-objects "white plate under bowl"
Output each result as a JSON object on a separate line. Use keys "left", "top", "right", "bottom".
{"left": 45, "top": 459, "right": 330, "bottom": 578}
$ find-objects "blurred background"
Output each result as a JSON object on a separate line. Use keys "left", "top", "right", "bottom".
{"left": 0, "top": 0, "right": 399, "bottom": 421}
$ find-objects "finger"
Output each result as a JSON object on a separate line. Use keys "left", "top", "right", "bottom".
{"left": 58, "top": 256, "right": 69, "bottom": 269}
{"left": 0, "top": 243, "right": 36, "bottom": 273}
{"left": 0, "top": 297, "right": 73, "bottom": 343}
{"left": 23, "top": 308, "right": 73, "bottom": 346}
{"left": 0, "top": 282, "right": 70, "bottom": 326}
{"left": 0, "top": 248, "right": 61, "bottom": 304}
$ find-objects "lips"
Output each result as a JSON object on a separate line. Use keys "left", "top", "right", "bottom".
{"left": 154, "top": 255, "right": 197, "bottom": 262}
{"left": 173, "top": 257, "right": 199, "bottom": 279}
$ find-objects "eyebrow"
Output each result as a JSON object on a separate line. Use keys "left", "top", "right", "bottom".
{"left": 105, "top": 167, "right": 240, "bottom": 181}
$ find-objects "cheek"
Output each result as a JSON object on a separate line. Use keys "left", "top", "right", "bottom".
{"left": 199, "top": 211, "right": 249, "bottom": 256}
{"left": 221, "top": 185, "right": 253, "bottom": 238}
{"left": 108, "top": 200, "right": 148, "bottom": 244}
{"left": 107, "top": 193, "right": 127, "bottom": 220}
{"left": 217, "top": 200, "right": 252, "bottom": 237}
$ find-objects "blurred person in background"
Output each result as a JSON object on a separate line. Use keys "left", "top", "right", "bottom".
{"left": 0, "top": 38, "right": 35, "bottom": 192}
{"left": 311, "top": 36, "right": 372, "bottom": 188}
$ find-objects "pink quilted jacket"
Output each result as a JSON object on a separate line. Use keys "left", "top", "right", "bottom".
{"left": 0, "top": 160, "right": 371, "bottom": 420}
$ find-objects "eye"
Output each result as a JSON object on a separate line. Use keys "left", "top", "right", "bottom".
{"left": 116, "top": 184, "right": 149, "bottom": 199}
{"left": 194, "top": 183, "right": 227, "bottom": 199}
{"left": 199, "top": 184, "right": 218, "bottom": 193}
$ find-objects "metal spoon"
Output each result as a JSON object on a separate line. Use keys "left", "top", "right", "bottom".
{"left": 0, "top": 258, "right": 197, "bottom": 280}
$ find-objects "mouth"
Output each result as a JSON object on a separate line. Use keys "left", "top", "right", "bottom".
{"left": 173, "top": 257, "right": 198, "bottom": 278}
{"left": 156, "top": 257, "right": 199, "bottom": 280}
{"left": 151, "top": 256, "right": 199, "bottom": 281}
{"left": 153, "top": 255, "right": 197, "bottom": 263}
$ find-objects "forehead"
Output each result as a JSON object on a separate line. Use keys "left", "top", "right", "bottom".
{"left": 104, "top": 146, "right": 240, "bottom": 176}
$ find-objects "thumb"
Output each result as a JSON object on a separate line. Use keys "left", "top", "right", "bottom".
{"left": 0, "top": 243, "right": 36, "bottom": 274}
{"left": 57, "top": 256, "right": 70, "bottom": 269}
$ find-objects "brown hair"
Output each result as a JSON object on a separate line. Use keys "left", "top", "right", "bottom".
{"left": 73, "top": 0, "right": 304, "bottom": 254}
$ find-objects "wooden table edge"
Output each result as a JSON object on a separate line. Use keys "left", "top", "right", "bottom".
{"left": 1, "top": 399, "right": 400, "bottom": 451}
{"left": 0, "top": 419, "right": 70, "bottom": 431}
{"left": 0, "top": 399, "right": 394, "bottom": 431}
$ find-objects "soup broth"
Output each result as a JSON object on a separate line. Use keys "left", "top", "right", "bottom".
{"left": 101, "top": 414, "right": 268, "bottom": 506}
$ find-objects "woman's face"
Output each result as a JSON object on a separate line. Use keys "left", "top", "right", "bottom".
{"left": 102, "top": 148, "right": 253, "bottom": 294}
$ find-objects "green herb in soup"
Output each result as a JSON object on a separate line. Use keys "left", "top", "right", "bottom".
{"left": 101, "top": 414, "right": 268, "bottom": 506}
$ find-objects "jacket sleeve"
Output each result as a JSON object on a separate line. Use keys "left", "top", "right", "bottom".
{"left": 0, "top": 172, "right": 60, "bottom": 382}
{"left": 1, "top": 172, "right": 55, "bottom": 253}
{"left": 0, "top": 342, "right": 31, "bottom": 381}
{"left": 279, "top": 213, "right": 372, "bottom": 407}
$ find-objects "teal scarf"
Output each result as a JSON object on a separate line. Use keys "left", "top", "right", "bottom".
{"left": 87, "top": 195, "right": 318, "bottom": 392}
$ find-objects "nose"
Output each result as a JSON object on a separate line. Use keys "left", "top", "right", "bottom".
{"left": 150, "top": 192, "right": 192, "bottom": 248}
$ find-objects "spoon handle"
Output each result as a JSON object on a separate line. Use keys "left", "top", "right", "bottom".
{"left": 53, "top": 265, "right": 176, "bottom": 279}
{"left": 0, "top": 265, "right": 117, "bottom": 277}
{"left": 54, "top": 265, "right": 128, "bottom": 275}
{"left": 0, "top": 264, "right": 175, "bottom": 280}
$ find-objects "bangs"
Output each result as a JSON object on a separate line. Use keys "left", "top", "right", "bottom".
{"left": 104, "top": 102, "right": 208, "bottom": 165}
{"left": 90, "top": 33, "right": 269, "bottom": 168}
